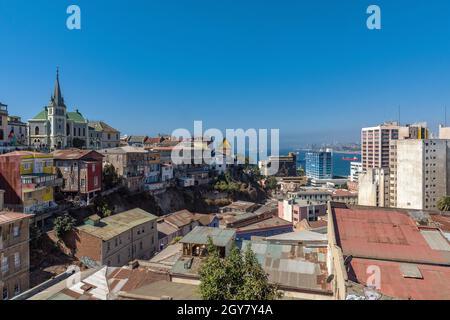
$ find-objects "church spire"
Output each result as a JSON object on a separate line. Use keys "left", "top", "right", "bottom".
{"left": 53, "top": 67, "right": 64, "bottom": 106}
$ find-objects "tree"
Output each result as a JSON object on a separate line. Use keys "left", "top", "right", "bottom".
{"left": 265, "top": 176, "right": 278, "bottom": 190}
{"left": 93, "top": 196, "right": 114, "bottom": 218}
{"left": 103, "top": 164, "right": 120, "bottom": 190}
{"left": 199, "top": 239, "right": 281, "bottom": 300}
{"left": 437, "top": 196, "right": 450, "bottom": 212}
{"left": 237, "top": 244, "right": 281, "bottom": 300}
{"left": 199, "top": 238, "right": 229, "bottom": 300}
{"left": 54, "top": 214, "right": 76, "bottom": 240}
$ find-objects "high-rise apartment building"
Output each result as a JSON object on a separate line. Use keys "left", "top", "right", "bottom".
{"left": 361, "top": 122, "right": 401, "bottom": 171}
{"left": 396, "top": 139, "right": 449, "bottom": 211}
{"left": 389, "top": 123, "right": 429, "bottom": 207}
{"left": 359, "top": 122, "right": 429, "bottom": 208}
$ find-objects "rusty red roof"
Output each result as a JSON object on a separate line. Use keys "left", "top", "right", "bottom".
{"left": 349, "top": 258, "right": 450, "bottom": 300}
{"left": 53, "top": 149, "right": 104, "bottom": 160}
{"left": 333, "top": 207, "right": 450, "bottom": 265}
{"left": 430, "top": 214, "right": 450, "bottom": 233}
{"left": 0, "top": 212, "right": 33, "bottom": 224}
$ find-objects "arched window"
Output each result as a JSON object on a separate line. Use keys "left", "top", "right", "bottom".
{"left": 35, "top": 127, "right": 39, "bottom": 136}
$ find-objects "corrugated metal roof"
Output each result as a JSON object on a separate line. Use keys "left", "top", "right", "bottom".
{"left": 180, "top": 226, "right": 235, "bottom": 247}
{"left": 350, "top": 258, "right": 450, "bottom": 300}
{"left": 78, "top": 208, "right": 158, "bottom": 240}
{"left": 266, "top": 230, "right": 327, "bottom": 242}
{"left": 241, "top": 240, "right": 330, "bottom": 292}
{"left": 333, "top": 207, "right": 450, "bottom": 265}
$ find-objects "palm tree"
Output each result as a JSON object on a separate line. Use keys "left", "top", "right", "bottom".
{"left": 437, "top": 196, "right": 450, "bottom": 212}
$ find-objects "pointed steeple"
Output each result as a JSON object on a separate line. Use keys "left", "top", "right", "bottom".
{"left": 52, "top": 67, "right": 64, "bottom": 106}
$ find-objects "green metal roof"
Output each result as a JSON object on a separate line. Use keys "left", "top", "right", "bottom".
{"left": 31, "top": 108, "right": 48, "bottom": 120}
{"left": 180, "top": 226, "right": 235, "bottom": 247}
{"left": 67, "top": 111, "right": 86, "bottom": 123}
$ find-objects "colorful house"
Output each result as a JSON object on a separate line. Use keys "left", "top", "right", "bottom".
{"left": 53, "top": 149, "right": 104, "bottom": 204}
{"left": 0, "top": 151, "right": 61, "bottom": 214}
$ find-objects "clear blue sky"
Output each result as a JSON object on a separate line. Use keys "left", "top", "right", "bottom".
{"left": 1, "top": 0, "right": 450, "bottom": 148}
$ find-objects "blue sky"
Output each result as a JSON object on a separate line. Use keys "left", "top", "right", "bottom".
{"left": 1, "top": 0, "right": 450, "bottom": 148}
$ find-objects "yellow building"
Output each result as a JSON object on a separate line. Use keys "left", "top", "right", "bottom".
{"left": 0, "top": 151, "right": 61, "bottom": 214}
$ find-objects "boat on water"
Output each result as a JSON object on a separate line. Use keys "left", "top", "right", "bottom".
{"left": 342, "top": 156, "right": 359, "bottom": 161}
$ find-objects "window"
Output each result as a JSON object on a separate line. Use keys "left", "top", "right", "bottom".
{"left": 74, "top": 128, "right": 76, "bottom": 136}
{"left": 1, "top": 256, "right": 8, "bottom": 274}
{"left": 117, "top": 254, "right": 121, "bottom": 264}
{"left": 35, "top": 126, "right": 39, "bottom": 135}
{"left": 14, "top": 283, "right": 20, "bottom": 296}
{"left": 92, "top": 164, "right": 96, "bottom": 172}
{"left": 94, "top": 176, "right": 98, "bottom": 187}
{"left": 14, "top": 252, "right": 20, "bottom": 269}
{"left": 81, "top": 179, "right": 85, "bottom": 187}
{"left": 2, "top": 287, "right": 8, "bottom": 300}
{"left": 140, "top": 242, "right": 143, "bottom": 250}
{"left": 107, "top": 242, "right": 111, "bottom": 252}
{"left": 13, "top": 226, "right": 20, "bottom": 238}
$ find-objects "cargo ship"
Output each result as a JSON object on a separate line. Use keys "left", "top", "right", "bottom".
{"left": 342, "top": 156, "right": 359, "bottom": 161}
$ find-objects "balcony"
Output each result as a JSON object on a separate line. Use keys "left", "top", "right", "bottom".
{"left": 21, "top": 174, "right": 63, "bottom": 189}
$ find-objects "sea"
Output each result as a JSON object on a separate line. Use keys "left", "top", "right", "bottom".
{"left": 279, "top": 149, "right": 361, "bottom": 178}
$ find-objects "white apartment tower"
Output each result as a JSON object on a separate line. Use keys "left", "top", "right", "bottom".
{"left": 396, "top": 139, "right": 449, "bottom": 211}
{"left": 359, "top": 122, "right": 429, "bottom": 208}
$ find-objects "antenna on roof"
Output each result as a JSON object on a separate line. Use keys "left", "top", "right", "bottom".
{"left": 398, "top": 105, "right": 401, "bottom": 125}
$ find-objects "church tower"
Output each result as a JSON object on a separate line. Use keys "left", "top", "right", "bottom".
{"left": 47, "top": 68, "right": 68, "bottom": 149}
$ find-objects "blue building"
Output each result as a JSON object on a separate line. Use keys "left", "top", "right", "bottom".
{"left": 305, "top": 150, "right": 333, "bottom": 179}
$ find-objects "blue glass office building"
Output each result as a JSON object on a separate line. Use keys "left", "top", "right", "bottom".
{"left": 305, "top": 151, "right": 333, "bottom": 179}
